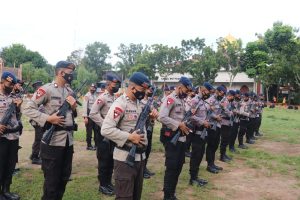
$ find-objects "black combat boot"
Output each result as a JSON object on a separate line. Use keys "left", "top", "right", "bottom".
{"left": 213, "top": 163, "right": 223, "bottom": 171}
{"left": 99, "top": 185, "right": 114, "bottom": 196}
{"left": 220, "top": 154, "right": 230, "bottom": 163}
{"left": 2, "top": 184, "right": 20, "bottom": 200}
{"left": 246, "top": 139, "right": 255, "bottom": 144}
{"left": 224, "top": 154, "right": 232, "bottom": 161}
{"left": 238, "top": 144, "right": 248, "bottom": 149}
{"left": 206, "top": 165, "right": 219, "bottom": 174}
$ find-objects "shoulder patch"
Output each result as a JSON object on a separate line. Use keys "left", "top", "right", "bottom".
{"left": 36, "top": 88, "right": 46, "bottom": 100}
{"left": 167, "top": 97, "right": 174, "bottom": 106}
{"left": 113, "top": 107, "right": 123, "bottom": 119}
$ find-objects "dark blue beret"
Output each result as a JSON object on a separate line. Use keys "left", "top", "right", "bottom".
{"left": 235, "top": 90, "right": 240, "bottom": 94}
{"left": 179, "top": 76, "right": 193, "bottom": 90}
{"left": 55, "top": 61, "right": 75, "bottom": 70}
{"left": 217, "top": 85, "right": 227, "bottom": 94}
{"left": 32, "top": 80, "right": 43, "bottom": 88}
{"left": 244, "top": 92, "right": 250, "bottom": 97}
{"left": 169, "top": 86, "right": 175, "bottom": 91}
{"left": 129, "top": 72, "right": 150, "bottom": 89}
{"left": 107, "top": 74, "right": 121, "bottom": 83}
{"left": 100, "top": 83, "right": 106, "bottom": 89}
{"left": 1, "top": 71, "right": 17, "bottom": 84}
{"left": 227, "top": 90, "right": 236, "bottom": 96}
{"left": 203, "top": 82, "right": 214, "bottom": 91}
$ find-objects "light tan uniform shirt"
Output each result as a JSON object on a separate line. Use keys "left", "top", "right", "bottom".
{"left": 159, "top": 91, "right": 186, "bottom": 142}
{"left": 0, "top": 92, "right": 20, "bottom": 140}
{"left": 89, "top": 90, "right": 114, "bottom": 127}
{"left": 82, "top": 91, "right": 97, "bottom": 117}
{"left": 22, "top": 81, "right": 75, "bottom": 147}
{"left": 239, "top": 100, "right": 251, "bottom": 119}
{"left": 101, "top": 94, "right": 147, "bottom": 162}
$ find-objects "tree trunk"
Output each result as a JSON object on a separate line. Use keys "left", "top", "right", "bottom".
{"left": 266, "top": 86, "right": 269, "bottom": 103}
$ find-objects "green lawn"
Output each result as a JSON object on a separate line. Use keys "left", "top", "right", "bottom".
{"left": 12, "top": 107, "right": 300, "bottom": 200}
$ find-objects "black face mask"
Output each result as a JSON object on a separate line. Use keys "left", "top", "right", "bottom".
{"left": 4, "top": 86, "right": 13, "bottom": 94}
{"left": 133, "top": 89, "right": 145, "bottom": 100}
{"left": 202, "top": 92, "right": 210, "bottom": 100}
{"left": 217, "top": 95, "right": 223, "bottom": 101}
{"left": 62, "top": 72, "right": 74, "bottom": 84}
{"left": 112, "top": 86, "right": 119, "bottom": 93}
{"left": 178, "top": 88, "right": 188, "bottom": 99}
{"left": 235, "top": 97, "right": 241, "bottom": 101}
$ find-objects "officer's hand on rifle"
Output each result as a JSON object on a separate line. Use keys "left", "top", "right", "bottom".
{"left": 128, "top": 129, "right": 145, "bottom": 145}
{"left": 47, "top": 112, "right": 65, "bottom": 126}
{"left": 203, "top": 120, "right": 210, "bottom": 128}
{"left": 149, "top": 109, "right": 158, "bottom": 120}
{"left": 0, "top": 124, "right": 7, "bottom": 135}
{"left": 13, "top": 98, "right": 23, "bottom": 108}
{"left": 66, "top": 96, "right": 77, "bottom": 111}
{"left": 179, "top": 122, "right": 191, "bottom": 135}
{"left": 216, "top": 115, "right": 222, "bottom": 122}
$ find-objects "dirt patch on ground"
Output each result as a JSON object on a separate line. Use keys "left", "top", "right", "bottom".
{"left": 212, "top": 159, "right": 300, "bottom": 200}
{"left": 254, "top": 140, "right": 300, "bottom": 156}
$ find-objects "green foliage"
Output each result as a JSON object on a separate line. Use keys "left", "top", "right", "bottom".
{"left": 0, "top": 43, "right": 47, "bottom": 67}
{"left": 72, "top": 65, "right": 98, "bottom": 94}
{"left": 83, "top": 42, "right": 112, "bottom": 79}
{"left": 216, "top": 37, "right": 243, "bottom": 87}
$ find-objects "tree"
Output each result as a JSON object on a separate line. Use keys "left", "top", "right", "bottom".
{"left": 0, "top": 44, "right": 47, "bottom": 68}
{"left": 115, "top": 43, "right": 144, "bottom": 79}
{"left": 67, "top": 49, "right": 83, "bottom": 66}
{"left": 216, "top": 37, "right": 243, "bottom": 88}
{"left": 189, "top": 46, "right": 219, "bottom": 85}
{"left": 83, "top": 42, "right": 111, "bottom": 79}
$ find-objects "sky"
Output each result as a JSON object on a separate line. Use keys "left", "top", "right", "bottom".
{"left": 1, "top": 0, "right": 299, "bottom": 65}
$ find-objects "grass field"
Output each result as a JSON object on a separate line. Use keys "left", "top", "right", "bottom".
{"left": 11, "top": 107, "right": 300, "bottom": 200}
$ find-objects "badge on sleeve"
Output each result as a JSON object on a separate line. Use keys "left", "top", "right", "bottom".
{"left": 167, "top": 98, "right": 174, "bottom": 106}
{"left": 36, "top": 88, "right": 46, "bottom": 100}
{"left": 113, "top": 107, "right": 123, "bottom": 119}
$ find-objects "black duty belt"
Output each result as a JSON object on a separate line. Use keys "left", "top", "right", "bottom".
{"left": 54, "top": 125, "right": 77, "bottom": 132}
{"left": 116, "top": 145, "right": 145, "bottom": 154}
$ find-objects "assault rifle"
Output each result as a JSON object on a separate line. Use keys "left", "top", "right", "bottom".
{"left": 41, "top": 80, "right": 88, "bottom": 145}
{"left": 0, "top": 81, "right": 31, "bottom": 135}
{"left": 125, "top": 88, "right": 157, "bottom": 167}
{"left": 170, "top": 98, "right": 203, "bottom": 146}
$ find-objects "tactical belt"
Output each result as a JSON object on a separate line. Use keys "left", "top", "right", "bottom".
{"left": 116, "top": 146, "right": 145, "bottom": 154}
{"left": 54, "top": 125, "right": 77, "bottom": 132}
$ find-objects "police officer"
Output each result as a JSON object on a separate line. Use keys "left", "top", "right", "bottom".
{"left": 229, "top": 90, "right": 241, "bottom": 152}
{"left": 159, "top": 77, "right": 192, "bottom": 200}
{"left": 254, "top": 94, "right": 264, "bottom": 137}
{"left": 89, "top": 74, "right": 121, "bottom": 196}
{"left": 83, "top": 83, "right": 98, "bottom": 150}
{"left": 219, "top": 90, "right": 235, "bottom": 162}
{"left": 205, "top": 85, "right": 226, "bottom": 174}
{"left": 238, "top": 93, "right": 251, "bottom": 149}
{"left": 189, "top": 83, "right": 213, "bottom": 187}
{"left": 247, "top": 92, "right": 257, "bottom": 144}
{"left": 140, "top": 86, "right": 157, "bottom": 179}
{"left": 185, "top": 88, "right": 196, "bottom": 158}
{"left": 101, "top": 72, "right": 156, "bottom": 200}
{"left": 23, "top": 61, "right": 78, "bottom": 200}
{"left": 29, "top": 80, "right": 44, "bottom": 165}
{"left": 0, "top": 72, "right": 23, "bottom": 200}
